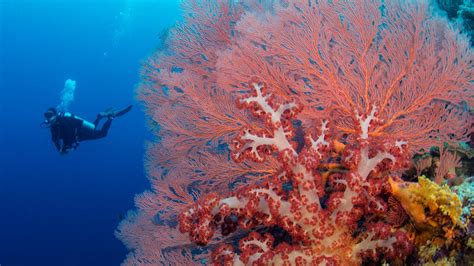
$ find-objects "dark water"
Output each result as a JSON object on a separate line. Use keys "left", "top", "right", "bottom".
{"left": 0, "top": 1, "right": 180, "bottom": 265}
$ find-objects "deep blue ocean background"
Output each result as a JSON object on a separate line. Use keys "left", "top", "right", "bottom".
{"left": 0, "top": 1, "right": 181, "bottom": 265}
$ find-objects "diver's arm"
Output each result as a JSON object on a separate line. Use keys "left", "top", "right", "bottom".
{"left": 64, "top": 113, "right": 86, "bottom": 130}
{"left": 51, "top": 126, "right": 62, "bottom": 151}
{"left": 54, "top": 139, "right": 62, "bottom": 151}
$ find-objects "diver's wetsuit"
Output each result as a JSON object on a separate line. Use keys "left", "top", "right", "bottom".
{"left": 81, "top": 115, "right": 113, "bottom": 140}
{"left": 50, "top": 112, "right": 112, "bottom": 153}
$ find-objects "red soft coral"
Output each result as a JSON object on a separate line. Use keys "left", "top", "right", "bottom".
{"left": 179, "top": 81, "right": 413, "bottom": 264}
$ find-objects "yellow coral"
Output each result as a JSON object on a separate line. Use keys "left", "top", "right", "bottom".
{"left": 389, "top": 176, "right": 463, "bottom": 231}
{"left": 418, "top": 241, "right": 457, "bottom": 266}
{"left": 468, "top": 237, "right": 474, "bottom": 249}
{"left": 415, "top": 176, "right": 462, "bottom": 225}
{"left": 417, "top": 240, "right": 437, "bottom": 260}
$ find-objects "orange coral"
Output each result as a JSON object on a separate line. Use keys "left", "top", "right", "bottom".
{"left": 389, "top": 176, "right": 463, "bottom": 240}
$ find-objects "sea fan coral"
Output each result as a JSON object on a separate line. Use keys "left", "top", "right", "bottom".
{"left": 117, "top": 0, "right": 473, "bottom": 265}
{"left": 434, "top": 145, "right": 462, "bottom": 184}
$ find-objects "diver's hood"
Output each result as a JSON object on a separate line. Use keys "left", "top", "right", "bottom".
{"left": 42, "top": 108, "right": 58, "bottom": 127}
{"left": 44, "top": 107, "right": 57, "bottom": 120}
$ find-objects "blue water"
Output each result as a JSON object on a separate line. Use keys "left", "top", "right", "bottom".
{"left": 0, "top": 1, "right": 181, "bottom": 265}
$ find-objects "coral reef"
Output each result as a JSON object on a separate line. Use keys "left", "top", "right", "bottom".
{"left": 435, "top": 0, "right": 474, "bottom": 44}
{"left": 117, "top": 0, "right": 473, "bottom": 265}
{"left": 452, "top": 176, "right": 474, "bottom": 222}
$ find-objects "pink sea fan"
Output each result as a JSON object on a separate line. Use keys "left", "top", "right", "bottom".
{"left": 116, "top": 1, "right": 278, "bottom": 263}
{"left": 216, "top": 0, "right": 473, "bottom": 154}
{"left": 434, "top": 145, "right": 462, "bottom": 184}
{"left": 117, "top": 0, "right": 473, "bottom": 264}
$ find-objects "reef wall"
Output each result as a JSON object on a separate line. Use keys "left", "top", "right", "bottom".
{"left": 116, "top": 0, "right": 473, "bottom": 264}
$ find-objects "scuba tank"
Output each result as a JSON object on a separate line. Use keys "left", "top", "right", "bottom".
{"left": 58, "top": 112, "right": 95, "bottom": 151}
{"left": 61, "top": 112, "right": 96, "bottom": 131}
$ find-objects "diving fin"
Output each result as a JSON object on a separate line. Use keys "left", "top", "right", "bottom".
{"left": 98, "top": 107, "right": 115, "bottom": 118}
{"left": 113, "top": 105, "right": 133, "bottom": 118}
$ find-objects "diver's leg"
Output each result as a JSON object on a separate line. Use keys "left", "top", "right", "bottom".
{"left": 100, "top": 118, "right": 113, "bottom": 136}
{"left": 78, "top": 118, "right": 112, "bottom": 141}
{"left": 93, "top": 115, "right": 103, "bottom": 127}
{"left": 81, "top": 118, "right": 112, "bottom": 140}
{"left": 78, "top": 106, "right": 128, "bottom": 141}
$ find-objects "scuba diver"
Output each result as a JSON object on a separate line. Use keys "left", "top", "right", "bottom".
{"left": 41, "top": 105, "right": 132, "bottom": 154}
